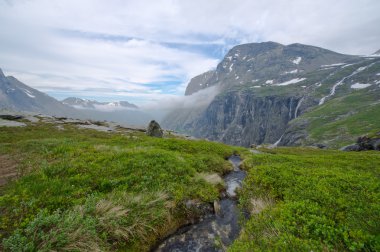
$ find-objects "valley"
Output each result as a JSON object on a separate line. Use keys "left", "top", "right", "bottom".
{"left": 0, "top": 115, "right": 379, "bottom": 251}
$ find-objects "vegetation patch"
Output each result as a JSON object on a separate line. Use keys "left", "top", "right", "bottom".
{"left": 0, "top": 122, "right": 240, "bottom": 251}
{"left": 230, "top": 147, "right": 380, "bottom": 251}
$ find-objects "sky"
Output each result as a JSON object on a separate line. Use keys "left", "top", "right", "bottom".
{"left": 0, "top": 0, "right": 379, "bottom": 106}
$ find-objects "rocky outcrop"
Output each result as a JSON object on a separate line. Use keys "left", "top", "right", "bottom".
{"left": 341, "top": 134, "right": 380, "bottom": 151}
{"left": 146, "top": 120, "right": 163, "bottom": 138}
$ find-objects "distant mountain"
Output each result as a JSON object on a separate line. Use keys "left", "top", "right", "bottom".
{"left": 163, "top": 42, "right": 380, "bottom": 148}
{"left": 62, "top": 97, "right": 138, "bottom": 110}
{"left": 0, "top": 68, "right": 78, "bottom": 117}
{"left": 0, "top": 69, "right": 151, "bottom": 126}
{"left": 373, "top": 49, "right": 380, "bottom": 56}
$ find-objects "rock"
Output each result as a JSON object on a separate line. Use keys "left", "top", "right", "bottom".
{"left": 213, "top": 200, "right": 221, "bottom": 216}
{"left": 357, "top": 135, "right": 380, "bottom": 151}
{"left": 372, "top": 139, "right": 380, "bottom": 150}
{"left": 0, "top": 119, "right": 26, "bottom": 127}
{"left": 0, "top": 114, "right": 24, "bottom": 120}
{"left": 340, "top": 144, "right": 362, "bottom": 151}
{"left": 313, "top": 143, "right": 327, "bottom": 149}
{"left": 146, "top": 120, "right": 163, "bottom": 138}
{"left": 185, "top": 199, "right": 213, "bottom": 216}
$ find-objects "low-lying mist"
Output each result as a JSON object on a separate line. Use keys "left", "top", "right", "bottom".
{"left": 140, "top": 86, "right": 220, "bottom": 122}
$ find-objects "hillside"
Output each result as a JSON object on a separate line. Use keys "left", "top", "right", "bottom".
{"left": 163, "top": 42, "right": 380, "bottom": 148}
{"left": 0, "top": 70, "right": 152, "bottom": 126}
{"left": 0, "top": 116, "right": 379, "bottom": 251}
{"left": 0, "top": 69, "right": 79, "bottom": 117}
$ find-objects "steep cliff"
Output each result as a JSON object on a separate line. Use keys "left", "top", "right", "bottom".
{"left": 163, "top": 42, "right": 380, "bottom": 147}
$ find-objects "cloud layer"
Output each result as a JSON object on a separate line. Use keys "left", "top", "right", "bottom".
{"left": 1, "top": 0, "right": 379, "bottom": 105}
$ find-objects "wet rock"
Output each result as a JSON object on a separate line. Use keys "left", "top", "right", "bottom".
{"left": 0, "top": 114, "right": 24, "bottom": 120}
{"left": 213, "top": 200, "right": 221, "bottom": 216}
{"left": 185, "top": 199, "right": 213, "bottom": 216}
{"left": 340, "top": 144, "right": 362, "bottom": 151}
{"left": 146, "top": 120, "right": 163, "bottom": 138}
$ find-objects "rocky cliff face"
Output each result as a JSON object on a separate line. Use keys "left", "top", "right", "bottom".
{"left": 185, "top": 71, "right": 214, "bottom": 96}
{"left": 193, "top": 92, "right": 305, "bottom": 146}
{"left": 163, "top": 42, "right": 380, "bottom": 147}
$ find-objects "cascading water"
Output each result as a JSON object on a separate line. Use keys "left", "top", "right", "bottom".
{"left": 154, "top": 155, "right": 246, "bottom": 252}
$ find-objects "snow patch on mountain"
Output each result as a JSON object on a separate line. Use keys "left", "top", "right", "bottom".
{"left": 351, "top": 83, "right": 372, "bottom": 89}
{"left": 320, "top": 63, "right": 345, "bottom": 68}
{"left": 274, "top": 78, "right": 306, "bottom": 86}
{"left": 292, "top": 57, "right": 302, "bottom": 65}
{"left": 229, "top": 63, "right": 234, "bottom": 72}
{"left": 22, "top": 89, "right": 35, "bottom": 98}
{"left": 265, "top": 80, "right": 274, "bottom": 84}
{"left": 283, "top": 69, "right": 298, "bottom": 74}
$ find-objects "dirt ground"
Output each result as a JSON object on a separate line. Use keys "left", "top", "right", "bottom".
{"left": 0, "top": 155, "right": 19, "bottom": 187}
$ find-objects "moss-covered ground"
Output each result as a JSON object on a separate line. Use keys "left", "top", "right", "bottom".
{"left": 0, "top": 121, "right": 240, "bottom": 251}
{"left": 1, "top": 120, "right": 379, "bottom": 251}
{"left": 230, "top": 147, "right": 380, "bottom": 251}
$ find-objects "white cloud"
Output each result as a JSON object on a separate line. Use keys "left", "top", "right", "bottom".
{"left": 0, "top": 0, "right": 379, "bottom": 105}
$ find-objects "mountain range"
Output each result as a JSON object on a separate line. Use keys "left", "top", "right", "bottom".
{"left": 163, "top": 42, "right": 380, "bottom": 148}
{"left": 0, "top": 69, "right": 78, "bottom": 117}
{"left": 62, "top": 97, "right": 138, "bottom": 110}
{"left": 2, "top": 41, "right": 380, "bottom": 148}
{"left": 0, "top": 70, "right": 150, "bottom": 126}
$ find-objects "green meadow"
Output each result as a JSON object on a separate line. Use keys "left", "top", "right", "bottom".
{"left": 0, "top": 121, "right": 379, "bottom": 251}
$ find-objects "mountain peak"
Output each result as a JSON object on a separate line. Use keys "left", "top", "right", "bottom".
{"left": 227, "top": 41, "right": 284, "bottom": 55}
{"left": 373, "top": 49, "right": 380, "bottom": 55}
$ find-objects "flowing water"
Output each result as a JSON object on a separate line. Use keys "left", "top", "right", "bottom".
{"left": 154, "top": 155, "right": 246, "bottom": 252}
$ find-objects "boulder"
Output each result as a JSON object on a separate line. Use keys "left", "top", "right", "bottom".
{"left": 313, "top": 143, "right": 328, "bottom": 149}
{"left": 341, "top": 132, "right": 380, "bottom": 151}
{"left": 340, "top": 144, "right": 362, "bottom": 151}
{"left": 146, "top": 120, "right": 163, "bottom": 138}
{"left": 0, "top": 115, "right": 24, "bottom": 120}
{"left": 185, "top": 199, "right": 213, "bottom": 216}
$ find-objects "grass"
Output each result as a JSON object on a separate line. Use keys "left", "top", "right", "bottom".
{"left": 0, "top": 121, "right": 241, "bottom": 251}
{"left": 1, "top": 120, "right": 379, "bottom": 251}
{"left": 291, "top": 89, "right": 380, "bottom": 147}
{"left": 230, "top": 147, "right": 380, "bottom": 251}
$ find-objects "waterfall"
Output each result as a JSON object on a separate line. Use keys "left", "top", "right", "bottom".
{"left": 269, "top": 133, "right": 284, "bottom": 148}
{"left": 288, "top": 97, "right": 293, "bottom": 119}
{"left": 319, "top": 63, "right": 376, "bottom": 105}
{"left": 294, "top": 97, "right": 304, "bottom": 118}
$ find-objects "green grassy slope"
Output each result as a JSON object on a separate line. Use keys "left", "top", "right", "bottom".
{"left": 289, "top": 89, "right": 380, "bottom": 148}
{"left": 0, "top": 121, "right": 241, "bottom": 251}
{"left": 230, "top": 147, "right": 380, "bottom": 251}
{"left": 1, "top": 120, "right": 379, "bottom": 251}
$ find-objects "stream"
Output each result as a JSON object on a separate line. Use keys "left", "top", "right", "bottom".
{"left": 154, "top": 155, "right": 247, "bottom": 252}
